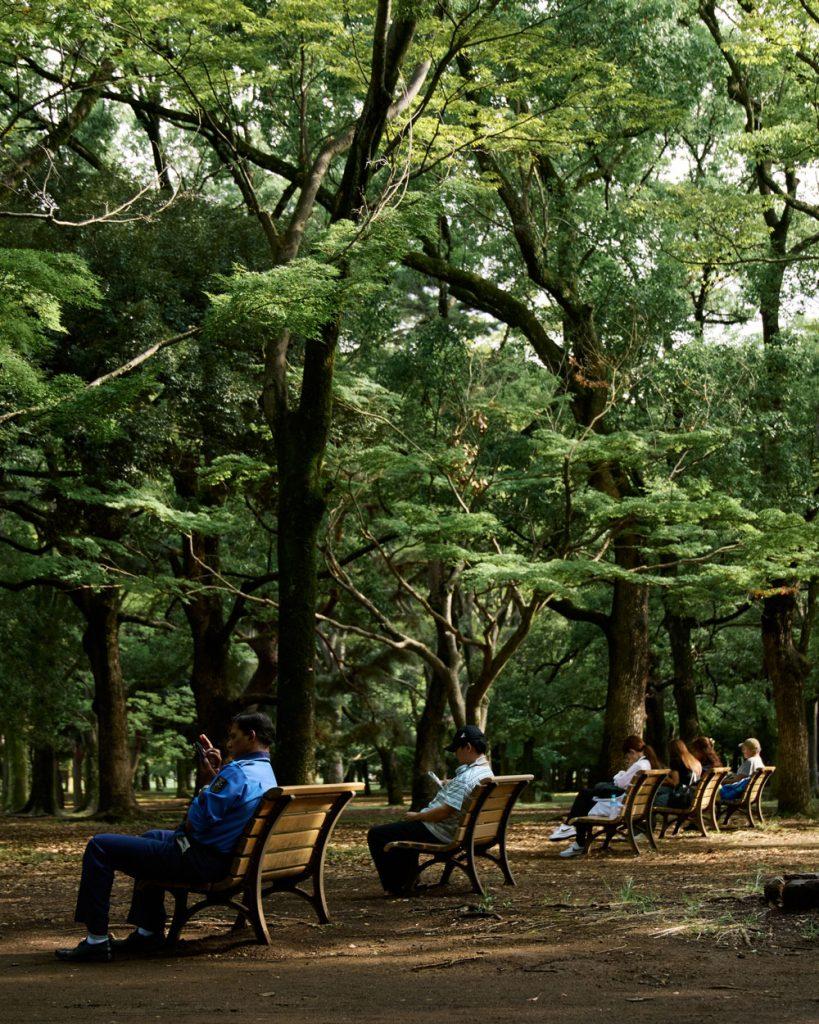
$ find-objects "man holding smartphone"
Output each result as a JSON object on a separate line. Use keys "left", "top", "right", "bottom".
{"left": 55, "top": 711, "right": 276, "bottom": 963}
{"left": 367, "top": 725, "right": 492, "bottom": 895}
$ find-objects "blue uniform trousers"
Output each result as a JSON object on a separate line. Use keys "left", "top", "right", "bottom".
{"left": 74, "top": 829, "right": 230, "bottom": 935}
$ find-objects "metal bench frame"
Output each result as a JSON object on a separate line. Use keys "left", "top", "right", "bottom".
{"left": 570, "top": 769, "right": 669, "bottom": 856}
{"left": 385, "top": 774, "right": 533, "bottom": 896}
{"left": 720, "top": 766, "right": 776, "bottom": 828}
{"left": 141, "top": 783, "right": 362, "bottom": 946}
{"left": 653, "top": 766, "right": 729, "bottom": 838}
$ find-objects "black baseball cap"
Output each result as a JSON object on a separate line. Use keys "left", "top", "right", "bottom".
{"left": 445, "top": 724, "right": 486, "bottom": 752}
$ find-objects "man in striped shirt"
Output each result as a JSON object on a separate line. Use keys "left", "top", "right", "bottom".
{"left": 367, "top": 725, "right": 493, "bottom": 895}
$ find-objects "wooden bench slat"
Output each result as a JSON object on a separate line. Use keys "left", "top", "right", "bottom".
{"left": 263, "top": 829, "right": 321, "bottom": 853}
{"left": 260, "top": 846, "right": 314, "bottom": 873}
{"left": 269, "top": 811, "right": 328, "bottom": 833}
{"left": 474, "top": 807, "right": 506, "bottom": 826}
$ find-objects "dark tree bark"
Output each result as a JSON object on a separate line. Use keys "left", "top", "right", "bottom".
{"left": 808, "top": 699, "right": 818, "bottom": 796}
{"left": 411, "top": 667, "right": 449, "bottom": 811}
{"left": 665, "top": 611, "right": 701, "bottom": 742}
{"left": 71, "top": 739, "right": 84, "bottom": 809}
{"left": 644, "top": 683, "right": 669, "bottom": 767}
{"left": 376, "top": 746, "right": 404, "bottom": 805}
{"left": 20, "top": 743, "right": 59, "bottom": 815}
{"left": 72, "top": 589, "right": 137, "bottom": 818}
{"left": 273, "top": 391, "right": 330, "bottom": 782}
{"left": 78, "top": 725, "right": 99, "bottom": 814}
{"left": 2, "top": 731, "right": 28, "bottom": 811}
{"left": 762, "top": 591, "right": 812, "bottom": 814}
{"left": 179, "top": 531, "right": 234, "bottom": 750}
{"left": 597, "top": 543, "right": 650, "bottom": 778}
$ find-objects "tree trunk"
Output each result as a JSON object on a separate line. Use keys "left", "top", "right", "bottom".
{"left": 78, "top": 724, "right": 99, "bottom": 814}
{"left": 411, "top": 667, "right": 449, "bottom": 810}
{"left": 21, "top": 743, "right": 59, "bottom": 815}
{"left": 183, "top": 535, "right": 234, "bottom": 750}
{"left": 71, "top": 740, "right": 84, "bottom": 809}
{"left": 644, "top": 683, "right": 669, "bottom": 767}
{"left": 2, "top": 731, "right": 28, "bottom": 811}
{"left": 273, "top": 339, "right": 336, "bottom": 782}
{"left": 72, "top": 589, "right": 137, "bottom": 818}
{"left": 241, "top": 624, "right": 278, "bottom": 709}
{"left": 376, "top": 746, "right": 404, "bottom": 805}
{"left": 175, "top": 758, "right": 193, "bottom": 799}
{"left": 807, "top": 699, "right": 818, "bottom": 796}
{"left": 761, "top": 591, "right": 812, "bottom": 814}
{"left": 597, "top": 566, "right": 650, "bottom": 779}
{"left": 665, "top": 612, "right": 701, "bottom": 741}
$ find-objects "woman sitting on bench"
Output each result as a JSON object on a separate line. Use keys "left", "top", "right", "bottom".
{"left": 550, "top": 735, "right": 661, "bottom": 859}
{"left": 689, "top": 736, "right": 722, "bottom": 772}
{"left": 653, "top": 739, "right": 702, "bottom": 809}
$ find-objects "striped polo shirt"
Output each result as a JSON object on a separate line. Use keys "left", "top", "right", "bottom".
{"left": 423, "top": 755, "right": 493, "bottom": 843}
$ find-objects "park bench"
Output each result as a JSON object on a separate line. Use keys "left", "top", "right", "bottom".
{"left": 652, "top": 766, "right": 730, "bottom": 838}
{"left": 384, "top": 773, "right": 533, "bottom": 896}
{"left": 569, "top": 769, "right": 668, "bottom": 856}
{"left": 143, "top": 782, "right": 363, "bottom": 946}
{"left": 720, "top": 766, "right": 776, "bottom": 828}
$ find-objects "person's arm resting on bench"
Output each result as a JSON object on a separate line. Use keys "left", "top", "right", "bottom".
{"left": 405, "top": 804, "right": 456, "bottom": 823}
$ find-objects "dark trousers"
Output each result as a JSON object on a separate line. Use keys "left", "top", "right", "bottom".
{"left": 566, "top": 784, "right": 624, "bottom": 845}
{"left": 367, "top": 820, "right": 447, "bottom": 894}
{"left": 74, "top": 829, "right": 230, "bottom": 935}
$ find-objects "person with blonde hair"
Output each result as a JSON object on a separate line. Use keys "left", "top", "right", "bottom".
{"left": 720, "top": 737, "right": 764, "bottom": 801}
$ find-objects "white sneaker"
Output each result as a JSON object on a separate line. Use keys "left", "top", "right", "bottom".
{"left": 559, "top": 841, "right": 585, "bottom": 858}
{"left": 549, "top": 823, "right": 577, "bottom": 842}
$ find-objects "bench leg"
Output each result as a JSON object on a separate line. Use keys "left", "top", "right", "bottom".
{"left": 246, "top": 875, "right": 271, "bottom": 946}
{"left": 645, "top": 820, "right": 659, "bottom": 852}
{"left": 440, "top": 861, "right": 456, "bottom": 888}
{"left": 496, "top": 838, "right": 516, "bottom": 886}
{"left": 464, "top": 846, "right": 484, "bottom": 896}
{"left": 708, "top": 803, "right": 721, "bottom": 833}
{"left": 166, "top": 890, "right": 190, "bottom": 947}
{"left": 310, "top": 871, "right": 331, "bottom": 925}
{"left": 695, "top": 808, "right": 707, "bottom": 838}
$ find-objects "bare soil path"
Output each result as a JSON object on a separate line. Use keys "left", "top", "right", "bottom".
{"left": 1, "top": 799, "right": 817, "bottom": 1023}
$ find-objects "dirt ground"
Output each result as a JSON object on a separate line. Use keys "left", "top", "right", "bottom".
{"left": 1, "top": 797, "right": 817, "bottom": 1024}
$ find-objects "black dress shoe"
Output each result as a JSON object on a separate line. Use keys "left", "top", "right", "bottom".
{"left": 55, "top": 938, "right": 113, "bottom": 963}
{"left": 110, "top": 930, "right": 165, "bottom": 955}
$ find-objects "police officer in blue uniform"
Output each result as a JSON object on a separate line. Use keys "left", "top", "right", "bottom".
{"left": 55, "top": 711, "right": 276, "bottom": 963}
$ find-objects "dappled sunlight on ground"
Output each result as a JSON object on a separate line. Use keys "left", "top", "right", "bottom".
{"left": 1, "top": 798, "right": 817, "bottom": 1022}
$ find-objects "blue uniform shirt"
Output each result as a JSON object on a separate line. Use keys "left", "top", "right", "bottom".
{"left": 186, "top": 752, "right": 276, "bottom": 854}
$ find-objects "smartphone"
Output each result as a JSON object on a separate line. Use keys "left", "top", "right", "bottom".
{"left": 193, "top": 740, "right": 206, "bottom": 763}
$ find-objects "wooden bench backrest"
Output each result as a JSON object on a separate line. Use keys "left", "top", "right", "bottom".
{"left": 454, "top": 774, "right": 533, "bottom": 847}
{"left": 623, "top": 769, "right": 668, "bottom": 820}
{"left": 694, "top": 766, "right": 729, "bottom": 810}
{"left": 744, "top": 766, "right": 775, "bottom": 806}
{"left": 215, "top": 783, "right": 363, "bottom": 891}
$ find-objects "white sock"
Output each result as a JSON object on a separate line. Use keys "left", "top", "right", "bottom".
{"left": 136, "top": 927, "right": 154, "bottom": 937}
{"left": 86, "top": 932, "right": 108, "bottom": 944}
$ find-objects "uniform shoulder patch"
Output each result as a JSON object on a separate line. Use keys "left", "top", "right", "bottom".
{"left": 210, "top": 775, "right": 228, "bottom": 793}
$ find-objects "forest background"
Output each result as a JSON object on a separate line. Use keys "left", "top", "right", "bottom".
{"left": 0, "top": 0, "right": 817, "bottom": 822}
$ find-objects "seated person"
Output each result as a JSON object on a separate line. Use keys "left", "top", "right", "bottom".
{"left": 653, "top": 738, "right": 702, "bottom": 808}
{"left": 551, "top": 735, "right": 661, "bottom": 859}
{"left": 720, "top": 737, "right": 764, "bottom": 801}
{"left": 55, "top": 711, "right": 276, "bottom": 963}
{"left": 367, "top": 724, "right": 492, "bottom": 895}
{"left": 689, "top": 735, "right": 723, "bottom": 772}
